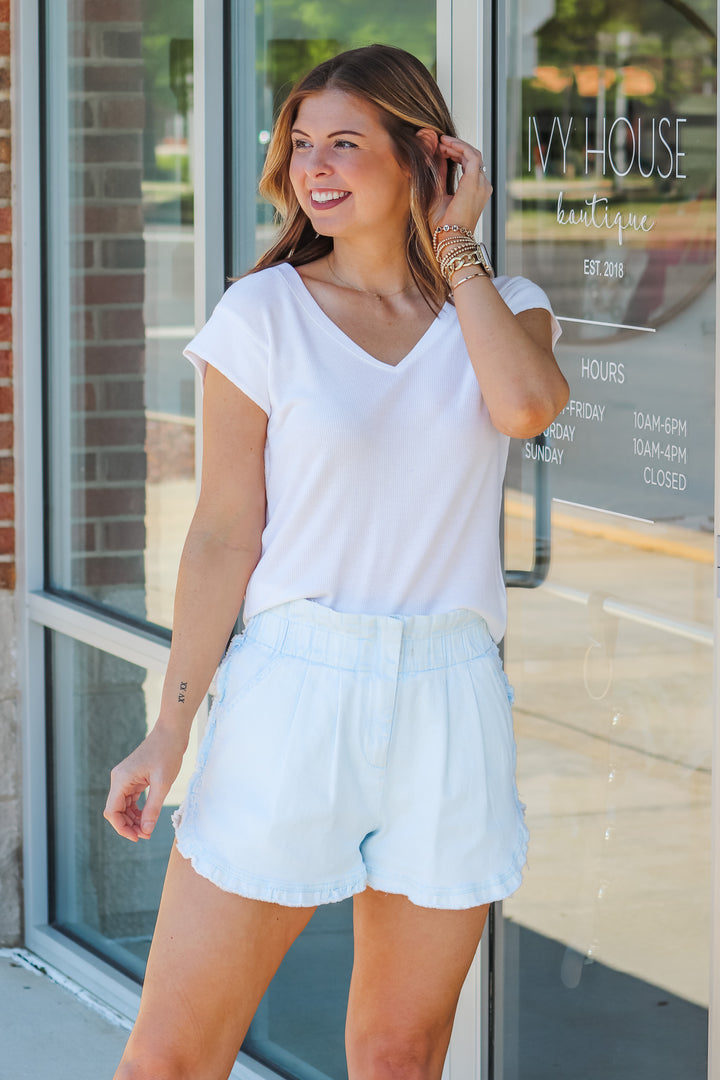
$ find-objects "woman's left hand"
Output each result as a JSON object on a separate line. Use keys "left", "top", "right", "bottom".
{"left": 430, "top": 135, "right": 492, "bottom": 235}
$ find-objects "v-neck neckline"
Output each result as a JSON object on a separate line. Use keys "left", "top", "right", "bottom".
{"left": 277, "top": 261, "right": 450, "bottom": 371}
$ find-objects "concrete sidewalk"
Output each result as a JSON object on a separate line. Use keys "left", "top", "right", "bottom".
{"left": 0, "top": 949, "right": 130, "bottom": 1080}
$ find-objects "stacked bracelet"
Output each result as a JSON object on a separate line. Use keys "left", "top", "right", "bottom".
{"left": 432, "top": 223, "right": 494, "bottom": 284}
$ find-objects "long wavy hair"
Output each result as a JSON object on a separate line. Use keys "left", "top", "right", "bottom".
{"left": 250, "top": 44, "right": 458, "bottom": 311}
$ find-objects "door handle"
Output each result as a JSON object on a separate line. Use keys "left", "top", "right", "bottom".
{"left": 504, "top": 434, "right": 551, "bottom": 589}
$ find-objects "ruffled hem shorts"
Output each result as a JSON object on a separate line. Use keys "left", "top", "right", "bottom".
{"left": 172, "top": 599, "right": 528, "bottom": 909}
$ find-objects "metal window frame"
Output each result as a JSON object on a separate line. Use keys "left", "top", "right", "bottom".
{"left": 438, "top": 2, "right": 496, "bottom": 1078}
{"left": 711, "top": 8, "right": 720, "bottom": 1078}
{"left": 16, "top": 0, "right": 231, "bottom": 1034}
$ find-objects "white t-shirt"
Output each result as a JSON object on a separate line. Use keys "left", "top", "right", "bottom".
{"left": 184, "top": 261, "right": 561, "bottom": 641}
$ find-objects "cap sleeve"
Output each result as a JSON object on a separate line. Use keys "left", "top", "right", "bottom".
{"left": 183, "top": 282, "right": 270, "bottom": 415}
{"left": 493, "top": 275, "right": 562, "bottom": 348}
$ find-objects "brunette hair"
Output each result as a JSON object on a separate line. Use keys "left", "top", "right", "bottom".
{"left": 250, "top": 44, "right": 458, "bottom": 310}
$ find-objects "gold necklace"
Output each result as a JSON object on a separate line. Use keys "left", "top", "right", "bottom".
{"left": 327, "top": 255, "right": 414, "bottom": 301}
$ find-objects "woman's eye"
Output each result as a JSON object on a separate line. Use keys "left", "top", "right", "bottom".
{"left": 292, "top": 139, "right": 311, "bottom": 150}
{"left": 334, "top": 140, "right": 357, "bottom": 149}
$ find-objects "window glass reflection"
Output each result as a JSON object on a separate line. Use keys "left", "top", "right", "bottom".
{"left": 501, "top": 3, "right": 714, "bottom": 1076}
{"left": 46, "top": 0, "right": 196, "bottom": 628}
{"left": 50, "top": 633, "right": 202, "bottom": 980}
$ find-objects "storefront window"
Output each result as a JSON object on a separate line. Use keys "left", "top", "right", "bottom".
{"left": 500, "top": 2, "right": 715, "bottom": 1076}
{"left": 44, "top": 0, "right": 196, "bottom": 630}
{"left": 49, "top": 632, "right": 203, "bottom": 979}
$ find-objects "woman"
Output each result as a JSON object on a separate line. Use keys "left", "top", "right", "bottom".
{"left": 105, "top": 43, "right": 568, "bottom": 1080}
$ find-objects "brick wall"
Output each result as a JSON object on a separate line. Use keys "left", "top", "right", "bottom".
{"left": 69, "top": 0, "right": 147, "bottom": 614}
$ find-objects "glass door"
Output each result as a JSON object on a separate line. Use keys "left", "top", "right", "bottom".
{"left": 498, "top": 2, "right": 715, "bottom": 1077}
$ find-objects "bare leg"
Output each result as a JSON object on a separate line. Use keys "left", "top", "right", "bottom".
{"left": 114, "top": 844, "right": 316, "bottom": 1080}
{"left": 346, "top": 887, "right": 489, "bottom": 1080}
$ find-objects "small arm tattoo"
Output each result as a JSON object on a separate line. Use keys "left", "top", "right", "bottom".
{"left": 178, "top": 680, "right": 188, "bottom": 703}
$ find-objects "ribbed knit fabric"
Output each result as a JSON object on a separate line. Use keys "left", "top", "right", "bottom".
{"left": 184, "top": 262, "right": 560, "bottom": 641}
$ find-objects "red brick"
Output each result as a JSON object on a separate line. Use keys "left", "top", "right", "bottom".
{"left": 0, "top": 172, "right": 11, "bottom": 199}
{"left": 0, "top": 32, "right": 10, "bottom": 58}
{"left": 0, "top": 138, "right": 10, "bottom": 165}
{"left": 0, "top": 419, "right": 11, "bottom": 449}
{"left": 0, "top": 1, "right": 9, "bottom": 24}
{"left": 0, "top": 561, "right": 16, "bottom": 590}
{"left": 103, "top": 31, "right": 142, "bottom": 60}
{"left": 77, "top": 553, "right": 145, "bottom": 588}
{"left": 0, "top": 351, "right": 12, "bottom": 378}
{"left": 0, "top": 490, "right": 13, "bottom": 519}
{"left": 102, "top": 168, "right": 143, "bottom": 200}
{"left": 0, "top": 455, "right": 14, "bottom": 484}
{"left": 101, "top": 237, "right": 144, "bottom": 270}
{"left": 76, "top": 485, "right": 145, "bottom": 517}
{"left": 69, "top": 99, "right": 96, "bottom": 130}
{"left": 71, "top": 309, "right": 95, "bottom": 341}
{"left": 72, "top": 132, "right": 142, "bottom": 164}
{"left": 72, "top": 522, "right": 96, "bottom": 551}
{"left": 82, "top": 0, "right": 142, "bottom": 20}
{"left": 81, "top": 65, "right": 144, "bottom": 94}
{"left": 0, "top": 242, "right": 9, "bottom": 270}
{"left": 83, "top": 344, "right": 144, "bottom": 375}
{"left": 82, "top": 274, "right": 144, "bottom": 305}
{"left": 84, "top": 416, "right": 145, "bottom": 447}
{"left": 99, "top": 98, "right": 145, "bottom": 130}
{"left": 0, "top": 100, "right": 10, "bottom": 130}
{"left": 0, "top": 385, "right": 11, "bottom": 413}
{"left": 0, "top": 277, "right": 11, "bottom": 306}
{"left": 81, "top": 204, "right": 144, "bottom": 235}
{"left": 74, "top": 381, "right": 97, "bottom": 411}
{"left": 0, "top": 525, "right": 13, "bottom": 554}
{"left": 0, "top": 207, "right": 11, "bottom": 234}
{"left": 68, "top": 28, "right": 92, "bottom": 60}
{"left": 103, "top": 379, "right": 144, "bottom": 410}
{"left": 72, "top": 452, "right": 97, "bottom": 484}
{"left": 101, "top": 519, "right": 146, "bottom": 550}
{"left": 101, "top": 450, "right": 146, "bottom": 482}
{"left": 100, "top": 308, "right": 145, "bottom": 341}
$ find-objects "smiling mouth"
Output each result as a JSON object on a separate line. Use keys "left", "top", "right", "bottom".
{"left": 310, "top": 190, "right": 351, "bottom": 208}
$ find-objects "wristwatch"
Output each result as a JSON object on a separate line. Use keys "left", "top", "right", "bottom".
{"left": 477, "top": 241, "right": 495, "bottom": 279}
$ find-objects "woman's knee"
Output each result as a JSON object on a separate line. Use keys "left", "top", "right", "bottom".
{"left": 346, "top": 1028, "right": 449, "bottom": 1080}
{"left": 113, "top": 1042, "right": 196, "bottom": 1080}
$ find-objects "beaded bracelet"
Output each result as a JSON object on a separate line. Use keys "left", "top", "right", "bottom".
{"left": 435, "top": 238, "right": 477, "bottom": 262}
{"left": 433, "top": 223, "right": 476, "bottom": 255}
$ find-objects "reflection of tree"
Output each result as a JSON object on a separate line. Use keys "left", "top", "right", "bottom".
{"left": 537, "top": 0, "right": 715, "bottom": 68}
{"left": 516, "top": 0, "right": 717, "bottom": 195}
{"left": 141, "top": 2, "right": 193, "bottom": 182}
{"left": 256, "top": 0, "right": 436, "bottom": 119}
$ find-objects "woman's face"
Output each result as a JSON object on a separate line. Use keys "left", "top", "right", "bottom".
{"left": 288, "top": 89, "right": 413, "bottom": 240}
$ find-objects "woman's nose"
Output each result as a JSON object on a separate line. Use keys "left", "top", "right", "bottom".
{"left": 305, "top": 148, "right": 331, "bottom": 177}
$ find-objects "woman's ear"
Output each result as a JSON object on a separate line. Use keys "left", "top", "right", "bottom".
{"left": 416, "top": 127, "right": 440, "bottom": 158}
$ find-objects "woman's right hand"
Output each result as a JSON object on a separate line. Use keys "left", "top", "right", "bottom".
{"left": 104, "top": 724, "right": 188, "bottom": 842}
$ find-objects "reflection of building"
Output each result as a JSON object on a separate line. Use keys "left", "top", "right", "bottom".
{"left": 3, "top": 3, "right": 719, "bottom": 1079}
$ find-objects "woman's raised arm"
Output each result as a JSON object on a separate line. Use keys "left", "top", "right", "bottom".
{"left": 104, "top": 365, "right": 268, "bottom": 842}
{"left": 427, "top": 131, "right": 569, "bottom": 437}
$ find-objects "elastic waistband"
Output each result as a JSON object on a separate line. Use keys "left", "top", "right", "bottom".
{"left": 243, "top": 599, "right": 496, "bottom": 674}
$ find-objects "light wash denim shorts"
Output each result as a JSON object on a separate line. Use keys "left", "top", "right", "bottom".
{"left": 172, "top": 599, "right": 528, "bottom": 909}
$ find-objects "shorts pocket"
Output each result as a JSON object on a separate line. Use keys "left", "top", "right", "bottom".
{"left": 217, "top": 636, "right": 284, "bottom": 711}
